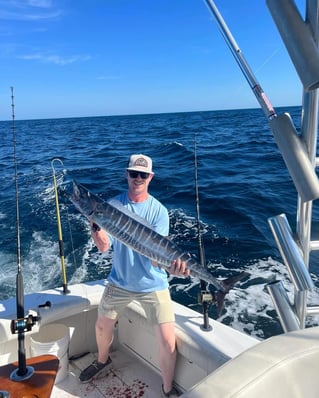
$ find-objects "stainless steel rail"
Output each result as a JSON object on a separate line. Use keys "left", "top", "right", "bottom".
{"left": 267, "top": 0, "right": 319, "bottom": 331}
{"left": 204, "top": 0, "right": 319, "bottom": 332}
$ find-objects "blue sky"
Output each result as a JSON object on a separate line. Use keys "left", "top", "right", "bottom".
{"left": 0, "top": 0, "right": 306, "bottom": 120}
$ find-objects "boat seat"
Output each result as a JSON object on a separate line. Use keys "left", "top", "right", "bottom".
{"left": 182, "top": 326, "right": 319, "bottom": 398}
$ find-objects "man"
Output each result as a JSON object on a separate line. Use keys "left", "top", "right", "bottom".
{"left": 79, "top": 154, "right": 190, "bottom": 397}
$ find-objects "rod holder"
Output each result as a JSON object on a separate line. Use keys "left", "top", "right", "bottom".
{"left": 268, "top": 213, "right": 314, "bottom": 292}
{"left": 267, "top": 281, "right": 300, "bottom": 332}
{"left": 269, "top": 113, "right": 319, "bottom": 202}
{"left": 307, "top": 306, "right": 319, "bottom": 316}
{"left": 267, "top": 0, "right": 319, "bottom": 91}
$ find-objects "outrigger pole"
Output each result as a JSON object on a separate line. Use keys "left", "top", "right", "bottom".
{"left": 203, "top": 0, "right": 319, "bottom": 202}
{"left": 10, "top": 87, "right": 37, "bottom": 381}
{"left": 204, "top": 0, "right": 275, "bottom": 119}
{"left": 51, "top": 158, "right": 69, "bottom": 294}
{"left": 194, "top": 133, "right": 212, "bottom": 331}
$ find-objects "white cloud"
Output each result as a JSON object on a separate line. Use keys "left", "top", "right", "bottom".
{"left": 97, "top": 75, "right": 120, "bottom": 81}
{"left": 27, "top": 0, "right": 53, "bottom": 7}
{"left": 17, "top": 53, "right": 91, "bottom": 66}
{"left": 0, "top": 0, "right": 61, "bottom": 20}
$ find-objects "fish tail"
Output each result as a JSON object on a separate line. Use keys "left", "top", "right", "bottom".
{"left": 215, "top": 271, "right": 248, "bottom": 316}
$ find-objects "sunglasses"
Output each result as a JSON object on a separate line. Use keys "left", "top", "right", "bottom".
{"left": 128, "top": 170, "right": 150, "bottom": 179}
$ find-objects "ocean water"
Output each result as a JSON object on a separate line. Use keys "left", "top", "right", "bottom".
{"left": 1, "top": 106, "right": 319, "bottom": 340}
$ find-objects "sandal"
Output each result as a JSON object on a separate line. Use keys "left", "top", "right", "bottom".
{"left": 79, "top": 357, "right": 112, "bottom": 383}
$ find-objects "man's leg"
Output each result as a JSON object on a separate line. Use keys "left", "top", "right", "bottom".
{"left": 96, "top": 313, "right": 116, "bottom": 363}
{"left": 79, "top": 314, "right": 115, "bottom": 383}
{"left": 154, "top": 321, "right": 177, "bottom": 394}
{"left": 79, "top": 283, "right": 120, "bottom": 383}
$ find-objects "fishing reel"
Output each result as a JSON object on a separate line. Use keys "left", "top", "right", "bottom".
{"left": 198, "top": 290, "right": 215, "bottom": 305}
{"left": 11, "top": 313, "right": 39, "bottom": 335}
{"left": 198, "top": 278, "right": 215, "bottom": 306}
{"left": 198, "top": 288, "right": 214, "bottom": 332}
{"left": 10, "top": 301, "right": 51, "bottom": 334}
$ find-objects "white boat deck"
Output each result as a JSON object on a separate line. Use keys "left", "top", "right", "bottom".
{"left": 52, "top": 349, "right": 163, "bottom": 398}
{"left": 0, "top": 281, "right": 259, "bottom": 398}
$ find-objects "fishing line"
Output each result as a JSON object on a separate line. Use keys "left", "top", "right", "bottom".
{"left": 52, "top": 164, "right": 104, "bottom": 278}
{"left": 65, "top": 205, "right": 78, "bottom": 271}
{"left": 255, "top": 48, "right": 281, "bottom": 74}
{"left": 204, "top": 0, "right": 276, "bottom": 119}
{"left": 216, "top": 46, "right": 280, "bottom": 111}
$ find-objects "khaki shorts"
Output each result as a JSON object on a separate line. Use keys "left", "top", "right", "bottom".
{"left": 98, "top": 283, "right": 175, "bottom": 325}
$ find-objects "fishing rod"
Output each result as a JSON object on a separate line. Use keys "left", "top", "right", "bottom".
{"left": 194, "top": 133, "right": 213, "bottom": 331}
{"left": 203, "top": 0, "right": 319, "bottom": 202}
{"left": 194, "top": 134, "right": 206, "bottom": 269}
{"left": 10, "top": 87, "right": 37, "bottom": 381}
{"left": 204, "top": 0, "right": 275, "bottom": 120}
{"left": 51, "top": 158, "right": 69, "bottom": 294}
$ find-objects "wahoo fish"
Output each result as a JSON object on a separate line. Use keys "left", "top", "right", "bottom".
{"left": 62, "top": 179, "right": 246, "bottom": 313}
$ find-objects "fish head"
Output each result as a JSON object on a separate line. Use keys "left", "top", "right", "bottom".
{"left": 70, "top": 181, "right": 98, "bottom": 217}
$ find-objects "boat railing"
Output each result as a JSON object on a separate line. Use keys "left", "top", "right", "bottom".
{"left": 265, "top": 0, "right": 319, "bottom": 332}
{"left": 204, "top": 0, "right": 319, "bottom": 332}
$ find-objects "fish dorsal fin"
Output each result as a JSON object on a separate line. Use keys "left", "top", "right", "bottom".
{"left": 107, "top": 198, "right": 153, "bottom": 229}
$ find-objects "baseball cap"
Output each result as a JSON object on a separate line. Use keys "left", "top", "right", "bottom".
{"left": 127, "top": 154, "right": 153, "bottom": 174}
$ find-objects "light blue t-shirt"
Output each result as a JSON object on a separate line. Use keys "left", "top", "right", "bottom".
{"left": 107, "top": 192, "right": 170, "bottom": 292}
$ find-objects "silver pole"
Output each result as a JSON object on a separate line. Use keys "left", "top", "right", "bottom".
{"left": 267, "top": 281, "right": 300, "bottom": 332}
{"left": 203, "top": 0, "right": 319, "bottom": 202}
{"left": 295, "top": 0, "right": 319, "bottom": 328}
